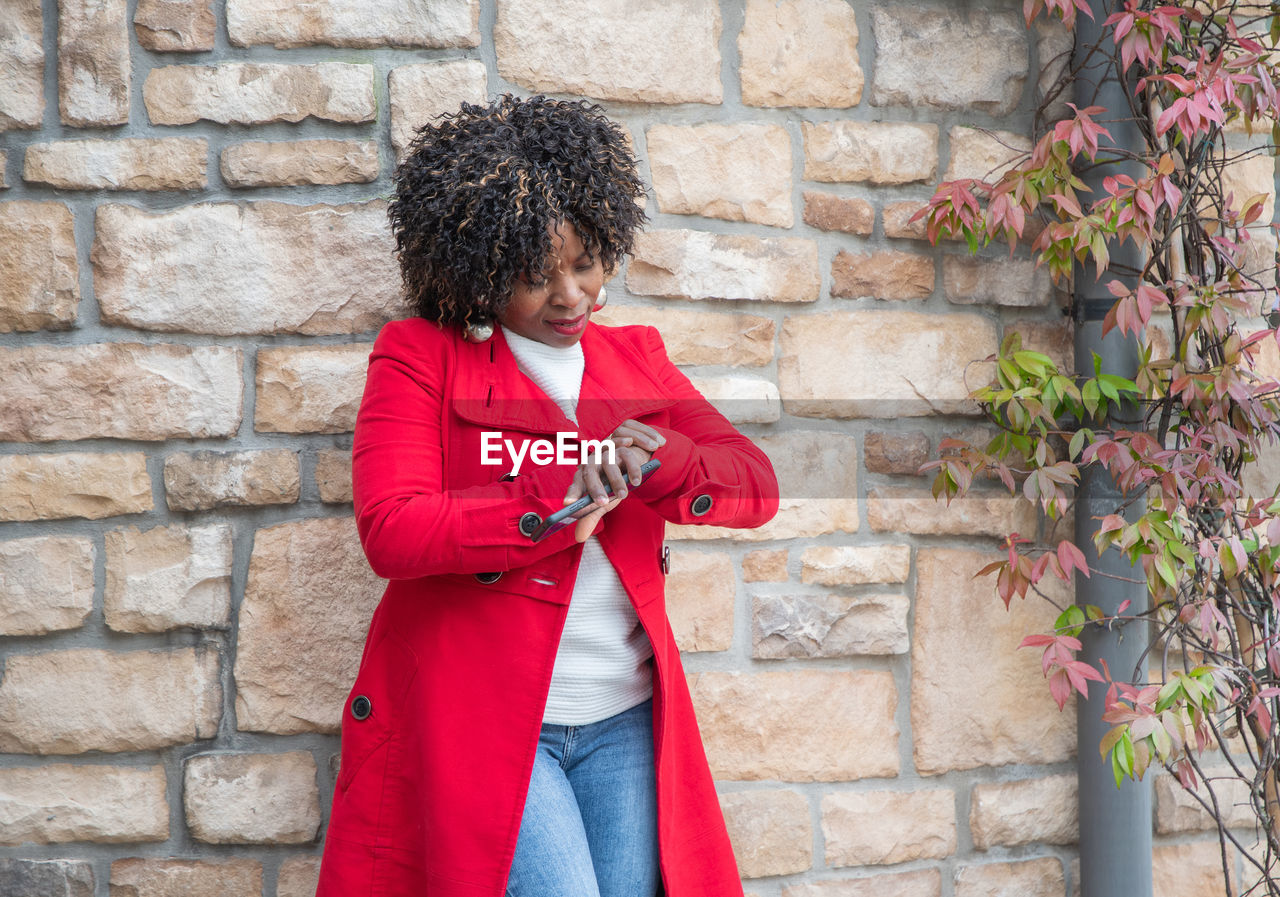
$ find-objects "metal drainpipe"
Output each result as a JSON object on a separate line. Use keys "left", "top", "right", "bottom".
{"left": 1071, "top": 3, "right": 1153, "bottom": 896}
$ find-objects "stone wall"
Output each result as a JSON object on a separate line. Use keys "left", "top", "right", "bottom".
{"left": 0, "top": 1, "right": 1268, "bottom": 896}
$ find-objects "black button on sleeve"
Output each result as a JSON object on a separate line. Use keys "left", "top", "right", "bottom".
{"left": 690, "top": 494, "right": 713, "bottom": 517}
{"left": 518, "top": 512, "right": 542, "bottom": 537}
{"left": 350, "top": 695, "right": 372, "bottom": 721}
{"left": 474, "top": 571, "right": 503, "bottom": 584}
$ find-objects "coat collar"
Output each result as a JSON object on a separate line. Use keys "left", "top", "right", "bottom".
{"left": 451, "top": 323, "right": 676, "bottom": 439}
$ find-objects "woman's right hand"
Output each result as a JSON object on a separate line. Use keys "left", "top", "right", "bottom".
{"left": 563, "top": 419, "right": 666, "bottom": 541}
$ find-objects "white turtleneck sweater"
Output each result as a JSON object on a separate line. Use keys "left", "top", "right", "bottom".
{"left": 500, "top": 326, "right": 654, "bottom": 725}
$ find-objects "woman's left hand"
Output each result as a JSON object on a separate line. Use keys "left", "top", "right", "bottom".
{"left": 564, "top": 419, "right": 666, "bottom": 541}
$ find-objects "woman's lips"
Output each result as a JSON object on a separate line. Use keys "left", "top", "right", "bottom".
{"left": 547, "top": 314, "right": 586, "bottom": 335}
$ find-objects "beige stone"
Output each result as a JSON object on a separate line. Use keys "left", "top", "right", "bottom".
{"left": 276, "top": 856, "right": 322, "bottom": 897}
{"left": 1036, "top": 18, "right": 1073, "bottom": 121}
{"left": 739, "top": 0, "right": 862, "bottom": 108}
{"left": 235, "top": 517, "right": 384, "bottom": 734}
{"left": 496, "top": 0, "right": 721, "bottom": 104}
{"left": 104, "top": 524, "right": 233, "bottom": 632}
{"left": 94, "top": 201, "right": 400, "bottom": 335}
{"left": 800, "top": 545, "right": 910, "bottom": 585}
{"left": 24, "top": 138, "right": 207, "bottom": 190}
{"left": 803, "top": 122, "right": 939, "bottom": 185}
{"left": 388, "top": 60, "right": 488, "bottom": 160}
{"left": 628, "top": 230, "right": 819, "bottom": 303}
{"left": 831, "top": 250, "right": 935, "bottom": 301}
{"left": 753, "top": 593, "right": 909, "bottom": 657}
{"left": 687, "top": 375, "right": 781, "bottom": 424}
{"left": 0, "top": 536, "right": 94, "bottom": 635}
{"left": 955, "top": 858, "right": 1065, "bottom": 897}
{"left": 0, "top": 452, "right": 152, "bottom": 522}
{"left": 868, "top": 487, "right": 1037, "bottom": 538}
{"left": 743, "top": 549, "right": 787, "bottom": 582}
{"left": 944, "top": 256, "right": 1053, "bottom": 307}
{"left": 803, "top": 192, "right": 874, "bottom": 236}
{"left": 649, "top": 123, "right": 793, "bottom": 227}
{"left": 109, "top": 858, "right": 261, "bottom": 897}
{"left": 0, "top": 647, "right": 220, "bottom": 754}
{"left": 690, "top": 671, "right": 898, "bottom": 781}
{"left": 865, "top": 430, "right": 930, "bottom": 475}
{"left": 720, "top": 790, "right": 812, "bottom": 878}
{"left": 0, "top": 765, "right": 167, "bottom": 844}
{"left": 228, "top": 0, "right": 478, "bottom": 48}
{"left": 316, "top": 449, "right": 353, "bottom": 503}
{"left": 0, "top": 0, "right": 44, "bottom": 129}
{"left": 0, "top": 859, "right": 93, "bottom": 897}
{"left": 589, "top": 305, "right": 775, "bottom": 366}
{"left": 0, "top": 344, "right": 242, "bottom": 441}
{"left": 59, "top": 0, "right": 130, "bottom": 126}
{"left": 970, "top": 775, "right": 1078, "bottom": 848}
{"left": 946, "top": 127, "right": 1033, "bottom": 183}
{"left": 0, "top": 201, "right": 78, "bottom": 332}
{"left": 184, "top": 751, "right": 320, "bottom": 844}
{"left": 913, "top": 549, "right": 1075, "bottom": 774}
{"left": 1152, "top": 840, "right": 1234, "bottom": 897}
{"left": 134, "top": 0, "right": 215, "bottom": 51}
{"left": 1018, "top": 320, "right": 1074, "bottom": 374}
{"left": 872, "top": 7, "right": 1027, "bottom": 115}
{"left": 779, "top": 311, "right": 997, "bottom": 418}
{"left": 255, "top": 344, "right": 370, "bottom": 434}
{"left": 823, "top": 789, "right": 956, "bottom": 866}
{"left": 1154, "top": 771, "right": 1254, "bottom": 833}
{"left": 164, "top": 449, "right": 300, "bottom": 511}
{"left": 784, "top": 869, "right": 942, "bottom": 897}
{"left": 883, "top": 201, "right": 931, "bottom": 241}
{"left": 666, "top": 549, "right": 735, "bottom": 653}
{"left": 144, "top": 63, "right": 375, "bottom": 125}
{"left": 221, "top": 139, "right": 377, "bottom": 187}
{"left": 1221, "top": 142, "right": 1276, "bottom": 224}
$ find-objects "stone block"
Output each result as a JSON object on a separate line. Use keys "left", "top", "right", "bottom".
{"left": 946, "top": 127, "right": 1033, "bottom": 183}
{"left": 134, "top": 0, "right": 215, "bottom": 51}
{"left": 0, "top": 765, "right": 167, "bottom": 844}
{"left": 779, "top": 311, "right": 997, "bottom": 418}
{"left": 649, "top": 123, "right": 793, "bottom": 227}
{"left": 871, "top": 6, "right": 1027, "bottom": 115}
{"left": 589, "top": 305, "right": 775, "bottom": 366}
{"left": 276, "top": 856, "right": 322, "bottom": 897}
{"left": 255, "top": 344, "right": 371, "bottom": 434}
{"left": 0, "top": 647, "right": 221, "bottom": 754}
{"left": 666, "top": 548, "right": 735, "bottom": 653}
{"left": 315, "top": 449, "right": 353, "bottom": 503}
{"left": 0, "top": 0, "right": 44, "bottom": 129}
{"left": 739, "top": 0, "right": 862, "bottom": 107}
{"left": 59, "top": 0, "right": 130, "bottom": 126}
{"left": 783, "top": 869, "right": 942, "bottom": 897}
{"left": 1152, "top": 840, "right": 1234, "bottom": 897}
{"left": 753, "top": 593, "right": 909, "bottom": 657}
{"left": 1154, "top": 771, "right": 1254, "bottom": 833}
{"left": 221, "top": 139, "right": 378, "bottom": 187}
{"left": 94, "top": 201, "right": 399, "bottom": 335}
{"left": 24, "top": 138, "right": 207, "bottom": 190}
{"left": 0, "top": 536, "right": 94, "bottom": 635}
{"left": 228, "top": 0, "right": 478, "bottom": 48}
{"left": 865, "top": 430, "right": 930, "bottom": 475}
{"left": 1017, "top": 320, "right": 1074, "bottom": 374}
{"left": 800, "top": 545, "right": 910, "bottom": 584}
{"left": 743, "top": 549, "right": 787, "bottom": 582}
{"left": 0, "top": 344, "right": 242, "bottom": 441}
{"left": 0, "top": 452, "right": 152, "bottom": 522}
{"left": 954, "top": 858, "right": 1065, "bottom": 897}
{"left": 803, "top": 122, "right": 938, "bottom": 185}
{"left": 802, "top": 192, "right": 874, "bottom": 236}
{"left": 944, "top": 256, "right": 1053, "bottom": 307}
{"left": 823, "top": 789, "right": 956, "bottom": 866}
{"left": 495, "top": 0, "right": 721, "bottom": 104}
{"left": 720, "top": 790, "right": 812, "bottom": 878}
{"left": 688, "top": 375, "right": 781, "bottom": 424}
{"left": 184, "top": 751, "right": 320, "bottom": 844}
{"left": 108, "top": 858, "right": 262, "bottom": 897}
{"left": 164, "top": 449, "right": 300, "bottom": 511}
{"left": 388, "top": 61, "right": 488, "bottom": 160}
{"left": 883, "top": 201, "right": 931, "bottom": 241}
{"left": 235, "top": 517, "right": 384, "bottom": 733}
{"left": 912, "top": 549, "right": 1075, "bottom": 774}
{"left": 690, "top": 671, "right": 898, "bottom": 781}
{"left": 104, "top": 524, "right": 233, "bottom": 632}
{"left": 969, "top": 775, "right": 1078, "bottom": 848}
{"left": 867, "top": 487, "right": 1037, "bottom": 538}
{"left": 0, "top": 859, "right": 93, "bottom": 897}
{"left": 0, "top": 201, "right": 78, "bottom": 332}
{"left": 144, "top": 63, "right": 375, "bottom": 125}
{"left": 831, "top": 250, "right": 935, "bottom": 301}
{"left": 628, "top": 230, "right": 819, "bottom": 303}
{"left": 1036, "top": 19, "right": 1073, "bottom": 122}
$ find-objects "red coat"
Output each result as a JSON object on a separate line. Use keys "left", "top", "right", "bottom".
{"left": 315, "top": 316, "right": 779, "bottom": 897}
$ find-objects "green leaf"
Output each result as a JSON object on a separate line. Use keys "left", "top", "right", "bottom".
{"left": 1069, "top": 428, "right": 1086, "bottom": 460}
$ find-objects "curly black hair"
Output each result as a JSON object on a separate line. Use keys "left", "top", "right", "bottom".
{"left": 388, "top": 94, "right": 648, "bottom": 329}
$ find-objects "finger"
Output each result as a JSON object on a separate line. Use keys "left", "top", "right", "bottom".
{"left": 600, "top": 460, "right": 629, "bottom": 502}
{"left": 616, "top": 420, "right": 666, "bottom": 450}
{"left": 581, "top": 464, "right": 610, "bottom": 506}
{"left": 573, "top": 496, "right": 621, "bottom": 542}
{"left": 563, "top": 468, "right": 586, "bottom": 504}
{"left": 618, "top": 445, "right": 645, "bottom": 486}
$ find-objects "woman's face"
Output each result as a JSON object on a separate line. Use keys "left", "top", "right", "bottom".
{"left": 499, "top": 221, "right": 604, "bottom": 348}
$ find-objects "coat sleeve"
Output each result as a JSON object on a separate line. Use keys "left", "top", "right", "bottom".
{"left": 351, "top": 320, "right": 581, "bottom": 580}
{"left": 631, "top": 326, "right": 780, "bottom": 528}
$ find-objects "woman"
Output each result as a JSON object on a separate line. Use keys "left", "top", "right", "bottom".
{"left": 315, "top": 95, "right": 779, "bottom": 897}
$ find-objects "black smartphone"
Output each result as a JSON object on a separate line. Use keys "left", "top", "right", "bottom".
{"left": 528, "top": 458, "right": 661, "bottom": 543}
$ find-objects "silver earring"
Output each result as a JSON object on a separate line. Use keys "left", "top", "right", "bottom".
{"left": 464, "top": 320, "right": 494, "bottom": 343}
{"left": 592, "top": 286, "right": 607, "bottom": 312}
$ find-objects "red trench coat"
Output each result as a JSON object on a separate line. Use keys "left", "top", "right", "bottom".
{"left": 315, "top": 316, "right": 779, "bottom": 897}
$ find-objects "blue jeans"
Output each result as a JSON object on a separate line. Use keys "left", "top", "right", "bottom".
{"left": 505, "top": 699, "right": 660, "bottom": 897}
